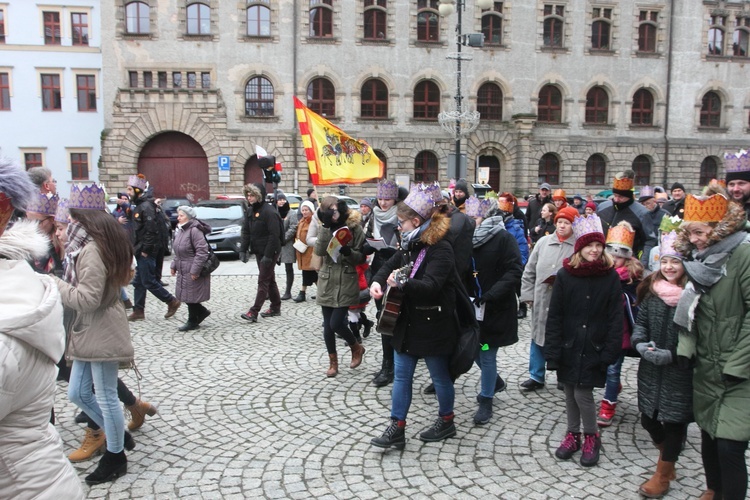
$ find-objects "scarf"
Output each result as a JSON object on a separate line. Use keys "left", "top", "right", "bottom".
{"left": 278, "top": 202, "right": 290, "bottom": 219}
{"left": 372, "top": 205, "right": 398, "bottom": 247}
{"left": 651, "top": 279, "right": 683, "bottom": 307}
{"left": 562, "top": 258, "right": 612, "bottom": 277}
{"left": 63, "top": 221, "right": 92, "bottom": 286}
{"left": 401, "top": 218, "right": 431, "bottom": 251}
{"left": 674, "top": 230, "right": 747, "bottom": 330}
{"left": 472, "top": 216, "right": 506, "bottom": 248}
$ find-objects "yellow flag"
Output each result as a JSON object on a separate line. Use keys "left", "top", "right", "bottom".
{"left": 293, "top": 97, "right": 383, "bottom": 185}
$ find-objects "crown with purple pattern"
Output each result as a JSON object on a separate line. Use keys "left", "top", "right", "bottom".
{"left": 659, "top": 231, "right": 683, "bottom": 260}
{"left": 404, "top": 183, "right": 440, "bottom": 220}
{"left": 724, "top": 149, "right": 750, "bottom": 182}
{"left": 464, "top": 196, "right": 482, "bottom": 217}
{"left": 69, "top": 183, "right": 106, "bottom": 211}
{"left": 376, "top": 179, "right": 399, "bottom": 200}
{"left": 572, "top": 213, "right": 606, "bottom": 253}
{"left": 26, "top": 191, "right": 59, "bottom": 216}
{"left": 128, "top": 173, "right": 148, "bottom": 190}
{"left": 54, "top": 198, "right": 69, "bottom": 223}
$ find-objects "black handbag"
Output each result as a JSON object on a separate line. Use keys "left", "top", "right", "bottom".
{"left": 449, "top": 270, "right": 481, "bottom": 378}
{"left": 198, "top": 224, "right": 220, "bottom": 277}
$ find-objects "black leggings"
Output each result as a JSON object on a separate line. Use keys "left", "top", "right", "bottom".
{"left": 321, "top": 306, "right": 356, "bottom": 354}
{"left": 640, "top": 413, "right": 688, "bottom": 462}
{"left": 701, "top": 430, "right": 748, "bottom": 500}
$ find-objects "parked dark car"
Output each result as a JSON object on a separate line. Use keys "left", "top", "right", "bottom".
{"left": 195, "top": 200, "right": 246, "bottom": 256}
{"left": 161, "top": 198, "right": 192, "bottom": 229}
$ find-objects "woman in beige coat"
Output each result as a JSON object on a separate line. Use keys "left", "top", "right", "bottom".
{"left": 52, "top": 186, "right": 135, "bottom": 486}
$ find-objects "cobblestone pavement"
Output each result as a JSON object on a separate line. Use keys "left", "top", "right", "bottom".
{"left": 54, "top": 266, "right": 717, "bottom": 499}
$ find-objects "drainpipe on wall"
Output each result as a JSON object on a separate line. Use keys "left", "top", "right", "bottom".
{"left": 663, "top": 0, "right": 676, "bottom": 185}
{"left": 292, "top": 0, "right": 300, "bottom": 193}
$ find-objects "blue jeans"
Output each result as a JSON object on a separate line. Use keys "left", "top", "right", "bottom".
{"left": 603, "top": 355, "right": 624, "bottom": 403}
{"left": 391, "top": 351, "right": 454, "bottom": 422}
{"left": 120, "top": 286, "right": 129, "bottom": 302}
{"left": 133, "top": 254, "right": 173, "bottom": 311}
{"left": 474, "top": 347, "right": 499, "bottom": 398}
{"left": 68, "top": 360, "right": 124, "bottom": 453}
{"left": 529, "top": 340, "right": 545, "bottom": 383}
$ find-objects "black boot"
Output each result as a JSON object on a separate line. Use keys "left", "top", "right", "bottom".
{"left": 360, "top": 312, "right": 374, "bottom": 338}
{"left": 517, "top": 302, "right": 527, "bottom": 319}
{"left": 372, "top": 359, "right": 394, "bottom": 387}
{"left": 292, "top": 290, "right": 306, "bottom": 303}
{"left": 281, "top": 273, "right": 294, "bottom": 300}
{"left": 124, "top": 430, "right": 136, "bottom": 451}
{"left": 371, "top": 417, "right": 406, "bottom": 450}
{"left": 85, "top": 450, "right": 127, "bottom": 485}
{"left": 178, "top": 321, "right": 199, "bottom": 332}
{"left": 350, "top": 322, "right": 362, "bottom": 344}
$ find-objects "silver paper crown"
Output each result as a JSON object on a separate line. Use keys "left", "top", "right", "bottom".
{"left": 69, "top": 183, "right": 106, "bottom": 211}
{"left": 724, "top": 149, "right": 750, "bottom": 172}
{"left": 54, "top": 198, "right": 69, "bottom": 223}
{"left": 376, "top": 179, "right": 399, "bottom": 200}
{"left": 26, "top": 191, "right": 59, "bottom": 216}
{"left": 659, "top": 230, "right": 683, "bottom": 259}
{"left": 128, "top": 174, "right": 148, "bottom": 190}
{"left": 404, "top": 183, "right": 441, "bottom": 220}
{"left": 572, "top": 213, "right": 604, "bottom": 241}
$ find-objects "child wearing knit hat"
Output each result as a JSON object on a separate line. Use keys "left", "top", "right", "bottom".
{"left": 543, "top": 214, "right": 623, "bottom": 468}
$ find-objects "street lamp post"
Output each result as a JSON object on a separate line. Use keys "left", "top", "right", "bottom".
{"left": 438, "top": 0, "right": 492, "bottom": 180}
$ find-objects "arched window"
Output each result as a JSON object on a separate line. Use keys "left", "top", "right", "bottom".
{"left": 247, "top": 1, "right": 271, "bottom": 37}
{"left": 632, "top": 155, "right": 651, "bottom": 186}
{"left": 364, "top": 0, "right": 386, "bottom": 40}
{"left": 187, "top": 3, "right": 210, "bottom": 35}
{"left": 700, "top": 91, "right": 721, "bottom": 128}
{"left": 309, "top": 0, "right": 333, "bottom": 38}
{"left": 373, "top": 150, "right": 387, "bottom": 180}
{"left": 417, "top": 0, "right": 439, "bottom": 42}
{"left": 631, "top": 88, "right": 654, "bottom": 125}
{"left": 538, "top": 85, "right": 562, "bottom": 123}
{"left": 413, "top": 80, "right": 439, "bottom": 120}
{"left": 481, "top": 2, "right": 503, "bottom": 45}
{"left": 360, "top": 78, "right": 388, "bottom": 119}
{"left": 637, "top": 10, "right": 657, "bottom": 52}
{"left": 733, "top": 19, "right": 750, "bottom": 57}
{"left": 708, "top": 15, "right": 726, "bottom": 55}
{"left": 585, "top": 154, "right": 606, "bottom": 185}
{"left": 125, "top": 2, "right": 150, "bottom": 34}
{"left": 538, "top": 153, "right": 559, "bottom": 185}
{"left": 477, "top": 82, "right": 502, "bottom": 121}
{"left": 245, "top": 76, "right": 274, "bottom": 117}
{"left": 699, "top": 157, "right": 718, "bottom": 186}
{"left": 307, "top": 77, "right": 335, "bottom": 117}
{"left": 591, "top": 7, "right": 611, "bottom": 49}
{"left": 585, "top": 86, "right": 609, "bottom": 124}
{"left": 543, "top": 4, "right": 564, "bottom": 48}
{"left": 415, "top": 151, "right": 438, "bottom": 182}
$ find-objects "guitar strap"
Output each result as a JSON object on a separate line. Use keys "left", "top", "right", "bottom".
{"left": 409, "top": 248, "right": 428, "bottom": 279}
{"left": 471, "top": 257, "right": 482, "bottom": 298}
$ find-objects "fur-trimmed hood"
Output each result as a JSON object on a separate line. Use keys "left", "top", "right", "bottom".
{"left": 674, "top": 200, "right": 748, "bottom": 255}
{"left": 346, "top": 208, "right": 362, "bottom": 229}
{"left": 0, "top": 219, "right": 51, "bottom": 261}
{"left": 420, "top": 210, "right": 451, "bottom": 246}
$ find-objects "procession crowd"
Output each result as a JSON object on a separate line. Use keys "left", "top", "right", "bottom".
{"left": 1, "top": 150, "right": 750, "bottom": 499}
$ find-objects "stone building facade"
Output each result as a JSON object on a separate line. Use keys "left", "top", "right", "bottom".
{"left": 99, "top": 0, "right": 750, "bottom": 201}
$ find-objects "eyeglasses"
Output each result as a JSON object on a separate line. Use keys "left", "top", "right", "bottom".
{"left": 397, "top": 219, "right": 408, "bottom": 227}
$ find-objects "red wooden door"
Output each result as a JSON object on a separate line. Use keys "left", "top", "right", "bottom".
{"left": 138, "top": 132, "right": 209, "bottom": 202}
{"left": 243, "top": 156, "right": 262, "bottom": 186}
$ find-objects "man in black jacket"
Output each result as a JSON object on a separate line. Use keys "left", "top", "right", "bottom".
{"left": 525, "top": 182, "right": 552, "bottom": 231}
{"left": 662, "top": 182, "right": 686, "bottom": 219}
{"left": 127, "top": 174, "right": 181, "bottom": 321}
{"left": 239, "top": 182, "right": 282, "bottom": 322}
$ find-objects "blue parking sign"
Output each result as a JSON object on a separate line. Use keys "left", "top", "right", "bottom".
{"left": 218, "top": 155, "right": 230, "bottom": 171}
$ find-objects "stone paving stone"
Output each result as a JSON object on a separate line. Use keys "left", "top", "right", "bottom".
{"left": 50, "top": 270, "right": 750, "bottom": 498}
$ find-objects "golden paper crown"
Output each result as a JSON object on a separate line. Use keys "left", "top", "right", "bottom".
{"left": 552, "top": 189, "right": 566, "bottom": 200}
{"left": 606, "top": 221, "right": 635, "bottom": 257}
{"left": 683, "top": 193, "right": 728, "bottom": 223}
{"left": 497, "top": 199, "right": 514, "bottom": 213}
{"left": 612, "top": 174, "right": 634, "bottom": 191}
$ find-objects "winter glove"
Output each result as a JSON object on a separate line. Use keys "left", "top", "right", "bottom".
{"left": 635, "top": 342, "right": 650, "bottom": 357}
{"left": 642, "top": 347, "right": 673, "bottom": 366}
{"left": 546, "top": 360, "right": 559, "bottom": 371}
{"left": 339, "top": 245, "right": 352, "bottom": 256}
{"left": 260, "top": 256, "right": 273, "bottom": 268}
{"left": 239, "top": 251, "right": 249, "bottom": 263}
{"left": 362, "top": 243, "right": 375, "bottom": 256}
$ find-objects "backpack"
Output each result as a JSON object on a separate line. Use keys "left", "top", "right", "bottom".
{"left": 153, "top": 203, "right": 170, "bottom": 251}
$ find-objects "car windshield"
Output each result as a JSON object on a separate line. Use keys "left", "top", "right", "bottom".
{"left": 194, "top": 205, "right": 243, "bottom": 223}
{"left": 162, "top": 200, "right": 187, "bottom": 210}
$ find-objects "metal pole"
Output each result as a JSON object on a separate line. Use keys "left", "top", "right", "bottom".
{"left": 455, "top": 0, "right": 462, "bottom": 179}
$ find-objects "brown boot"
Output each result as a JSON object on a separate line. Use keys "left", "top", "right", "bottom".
{"left": 350, "top": 343, "right": 365, "bottom": 368}
{"left": 638, "top": 457, "right": 675, "bottom": 498}
{"left": 164, "top": 299, "right": 181, "bottom": 319}
{"left": 127, "top": 309, "right": 145, "bottom": 322}
{"left": 127, "top": 399, "right": 158, "bottom": 431}
{"left": 326, "top": 354, "right": 338, "bottom": 377}
{"left": 69, "top": 427, "right": 106, "bottom": 462}
{"left": 698, "top": 489, "right": 716, "bottom": 500}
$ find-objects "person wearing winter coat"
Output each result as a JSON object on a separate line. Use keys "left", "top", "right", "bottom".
{"left": 314, "top": 196, "right": 367, "bottom": 377}
{"left": 519, "top": 206, "right": 578, "bottom": 391}
{"left": 170, "top": 206, "right": 211, "bottom": 332}
{"left": 370, "top": 189, "right": 460, "bottom": 450}
{"left": 530, "top": 202, "right": 557, "bottom": 245}
{"left": 0, "top": 159, "right": 85, "bottom": 499}
{"left": 465, "top": 197, "right": 523, "bottom": 425}
{"left": 544, "top": 213, "right": 623, "bottom": 468}
{"left": 239, "top": 182, "right": 282, "bottom": 322}
{"left": 293, "top": 200, "right": 318, "bottom": 302}
{"left": 630, "top": 230, "right": 692, "bottom": 499}
{"left": 525, "top": 182, "right": 553, "bottom": 231}
{"left": 497, "top": 193, "right": 529, "bottom": 319}
{"left": 276, "top": 193, "right": 298, "bottom": 301}
{"left": 51, "top": 184, "right": 136, "bottom": 486}
{"left": 662, "top": 182, "right": 686, "bottom": 219}
{"left": 673, "top": 186, "right": 750, "bottom": 500}
{"left": 639, "top": 186, "right": 670, "bottom": 236}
